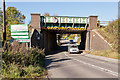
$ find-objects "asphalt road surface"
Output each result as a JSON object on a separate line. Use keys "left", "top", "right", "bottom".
{"left": 45, "top": 39, "right": 118, "bottom": 78}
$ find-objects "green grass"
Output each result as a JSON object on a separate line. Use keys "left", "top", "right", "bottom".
{"left": 86, "top": 49, "right": 119, "bottom": 59}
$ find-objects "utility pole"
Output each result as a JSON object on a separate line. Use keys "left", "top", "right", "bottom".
{"left": 3, "top": 0, "right": 6, "bottom": 45}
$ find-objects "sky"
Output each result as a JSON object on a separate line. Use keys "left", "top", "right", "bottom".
{"left": 0, "top": 1, "right": 118, "bottom": 24}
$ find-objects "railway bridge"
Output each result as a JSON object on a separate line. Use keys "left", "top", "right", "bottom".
{"left": 30, "top": 13, "right": 110, "bottom": 53}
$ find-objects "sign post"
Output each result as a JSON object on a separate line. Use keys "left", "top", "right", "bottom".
{"left": 26, "top": 42, "right": 28, "bottom": 50}
{"left": 29, "top": 31, "right": 31, "bottom": 48}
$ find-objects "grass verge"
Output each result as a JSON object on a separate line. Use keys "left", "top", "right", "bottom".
{"left": 85, "top": 49, "right": 119, "bottom": 59}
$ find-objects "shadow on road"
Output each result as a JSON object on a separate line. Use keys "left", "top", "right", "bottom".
{"left": 45, "top": 46, "right": 83, "bottom": 70}
{"left": 46, "top": 45, "right": 68, "bottom": 55}
{"left": 45, "top": 55, "right": 71, "bottom": 70}
{"left": 46, "top": 42, "right": 84, "bottom": 55}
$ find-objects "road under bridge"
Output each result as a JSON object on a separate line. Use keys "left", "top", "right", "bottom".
{"left": 30, "top": 13, "right": 110, "bottom": 54}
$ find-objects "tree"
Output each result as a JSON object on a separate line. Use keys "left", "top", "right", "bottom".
{"left": 0, "top": 8, "right": 2, "bottom": 28}
{"left": 44, "top": 12, "right": 50, "bottom": 16}
{"left": 98, "top": 20, "right": 100, "bottom": 28}
{"left": 0, "top": 8, "right": 3, "bottom": 41}
{"left": 5, "top": 7, "right": 25, "bottom": 40}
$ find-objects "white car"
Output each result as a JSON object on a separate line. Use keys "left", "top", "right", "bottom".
{"left": 68, "top": 44, "right": 79, "bottom": 54}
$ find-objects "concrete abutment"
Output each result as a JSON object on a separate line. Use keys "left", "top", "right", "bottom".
{"left": 31, "top": 13, "right": 57, "bottom": 53}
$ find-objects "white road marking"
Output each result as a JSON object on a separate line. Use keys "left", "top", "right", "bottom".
{"left": 64, "top": 52, "right": 118, "bottom": 77}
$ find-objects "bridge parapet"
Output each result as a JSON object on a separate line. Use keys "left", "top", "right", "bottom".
{"left": 88, "top": 16, "right": 98, "bottom": 30}
{"left": 40, "top": 16, "right": 89, "bottom": 30}
{"left": 31, "top": 13, "right": 41, "bottom": 32}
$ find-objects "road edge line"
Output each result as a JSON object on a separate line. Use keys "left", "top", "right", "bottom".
{"left": 64, "top": 52, "right": 118, "bottom": 77}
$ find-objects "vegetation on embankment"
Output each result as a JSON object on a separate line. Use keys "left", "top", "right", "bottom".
{"left": 1, "top": 42, "right": 47, "bottom": 78}
{"left": 97, "top": 19, "right": 118, "bottom": 50}
{"left": 88, "top": 19, "right": 119, "bottom": 59}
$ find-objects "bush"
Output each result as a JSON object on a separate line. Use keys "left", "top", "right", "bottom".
{"left": 2, "top": 63, "right": 46, "bottom": 78}
{"left": 2, "top": 45, "right": 46, "bottom": 78}
{"left": 2, "top": 47, "right": 45, "bottom": 67}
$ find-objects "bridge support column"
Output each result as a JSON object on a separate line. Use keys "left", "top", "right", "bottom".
{"left": 41, "top": 30, "right": 57, "bottom": 54}
{"left": 31, "top": 13, "right": 41, "bottom": 48}
{"left": 43, "top": 30, "right": 48, "bottom": 53}
{"left": 48, "top": 32, "right": 57, "bottom": 52}
{"left": 86, "top": 16, "right": 98, "bottom": 51}
{"left": 85, "top": 31, "right": 90, "bottom": 51}
{"left": 80, "top": 31, "right": 87, "bottom": 50}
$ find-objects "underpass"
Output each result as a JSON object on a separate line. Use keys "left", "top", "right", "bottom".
{"left": 30, "top": 14, "right": 111, "bottom": 54}
{"left": 45, "top": 39, "right": 118, "bottom": 78}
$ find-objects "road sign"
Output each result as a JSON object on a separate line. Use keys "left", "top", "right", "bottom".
{"left": 11, "top": 24, "right": 30, "bottom": 42}
{"left": 11, "top": 24, "right": 28, "bottom": 32}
